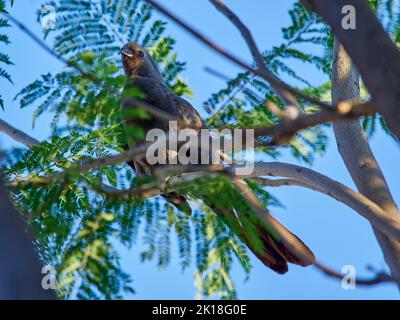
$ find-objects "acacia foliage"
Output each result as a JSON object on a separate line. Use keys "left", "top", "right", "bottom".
{"left": 1, "top": 0, "right": 399, "bottom": 299}
{"left": 0, "top": 0, "right": 13, "bottom": 109}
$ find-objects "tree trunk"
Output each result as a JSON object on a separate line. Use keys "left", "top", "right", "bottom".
{"left": 0, "top": 180, "right": 55, "bottom": 299}
{"left": 331, "top": 38, "right": 400, "bottom": 287}
{"left": 302, "top": 0, "right": 400, "bottom": 141}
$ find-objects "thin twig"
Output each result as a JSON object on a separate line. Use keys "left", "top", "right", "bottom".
{"left": 314, "top": 261, "right": 395, "bottom": 285}
{"left": 3, "top": 14, "right": 102, "bottom": 87}
{"left": 206, "top": 75, "right": 255, "bottom": 126}
{"left": 6, "top": 142, "right": 151, "bottom": 188}
{"left": 86, "top": 181, "right": 164, "bottom": 200}
{"left": 146, "top": 0, "right": 331, "bottom": 110}
{"left": 252, "top": 100, "right": 377, "bottom": 145}
{"left": 203, "top": 66, "right": 231, "bottom": 81}
{"left": 210, "top": 0, "right": 301, "bottom": 114}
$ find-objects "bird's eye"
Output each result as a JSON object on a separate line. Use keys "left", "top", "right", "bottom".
{"left": 138, "top": 50, "right": 145, "bottom": 58}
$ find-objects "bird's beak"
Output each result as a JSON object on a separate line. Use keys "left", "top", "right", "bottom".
{"left": 121, "top": 47, "right": 134, "bottom": 58}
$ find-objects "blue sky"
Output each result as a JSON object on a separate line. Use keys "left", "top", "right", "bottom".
{"left": 1, "top": 0, "right": 399, "bottom": 299}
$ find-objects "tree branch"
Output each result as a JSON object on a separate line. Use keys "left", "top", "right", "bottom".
{"left": 314, "top": 261, "right": 395, "bottom": 286}
{"left": 3, "top": 13, "right": 105, "bottom": 90}
{"left": 301, "top": 0, "right": 400, "bottom": 140}
{"left": 251, "top": 177, "right": 310, "bottom": 188}
{"left": 331, "top": 37, "right": 400, "bottom": 286}
{"left": 251, "top": 100, "right": 376, "bottom": 145}
{"left": 85, "top": 181, "right": 164, "bottom": 200}
{"left": 209, "top": 0, "right": 302, "bottom": 115}
{"left": 146, "top": 0, "right": 332, "bottom": 110}
{"left": 239, "top": 162, "right": 400, "bottom": 241}
{"left": 6, "top": 141, "right": 150, "bottom": 188}
{"left": 0, "top": 119, "right": 39, "bottom": 147}
{"left": 5, "top": 11, "right": 378, "bottom": 147}
{"left": 10, "top": 152, "right": 400, "bottom": 242}
{"left": 7, "top": 132, "right": 400, "bottom": 261}
{"left": 165, "top": 162, "right": 400, "bottom": 241}
{"left": 10, "top": 147, "right": 400, "bottom": 243}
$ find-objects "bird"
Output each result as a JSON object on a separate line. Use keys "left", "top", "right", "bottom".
{"left": 120, "top": 42, "right": 204, "bottom": 215}
{"left": 120, "top": 42, "right": 315, "bottom": 274}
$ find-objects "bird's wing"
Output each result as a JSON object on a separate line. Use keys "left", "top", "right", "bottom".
{"left": 121, "top": 78, "right": 193, "bottom": 214}
{"left": 121, "top": 77, "right": 174, "bottom": 131}
{"left": 169, "top": 94, "right": 206, "bottom": 130}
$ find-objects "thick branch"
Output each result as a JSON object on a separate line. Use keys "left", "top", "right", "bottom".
{"left": 164, "top": 162, "right": 400, "bottom": 241}
{"left": 11, "top": 154, "right": 400, "bottom": 241}
{"left": 237, "top": 162, "right": 400, "bottom": 241}
{"left": 11, "top": 142, "right": 400, "bottom": 243}
{"left": 331, "top": 38, "right": 400, "bottom": 285}
{"left": 252, "top": 177, "right": 311, "bottom": 188}
{"left": 301, "top": 0, "right": 400, "bottom": 140}
{"left": 0, "top": 119, "right": 39, "bottom": 147}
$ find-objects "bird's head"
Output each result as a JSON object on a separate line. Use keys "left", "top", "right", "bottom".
{"left": 121, "top": 42, "right": 161, "bottom": 78}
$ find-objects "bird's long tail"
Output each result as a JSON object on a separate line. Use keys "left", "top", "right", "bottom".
{"left": 165, "top": 189, "right": 314, "bottom": 273}
{"left": 200, "top": 193, "right": 315, "bottom": 274}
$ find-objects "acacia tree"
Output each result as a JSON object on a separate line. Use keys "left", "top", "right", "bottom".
{"left": 0, "top": 0, "right": 399, "bottom": 299}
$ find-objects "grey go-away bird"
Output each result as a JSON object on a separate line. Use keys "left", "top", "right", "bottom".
{"left": 120, "top": 42, "right": 315, "bottom": 274}
{"left": 120, "top": 42, "right": 204, "bottom": 215}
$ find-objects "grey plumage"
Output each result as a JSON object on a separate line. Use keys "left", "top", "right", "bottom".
{"left": 121, "top": 42, "right": 199, "bottom": 214}
{"left": 120, "top": 42, "right": 315, "bottom": 273}
{"left": 121, "top": 43, "right": 204, "bottom": 133}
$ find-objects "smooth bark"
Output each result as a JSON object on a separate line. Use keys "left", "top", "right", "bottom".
{"left": 331, "top": 39, "right": 400, "bottom": 286}
{"left": 301, "top": 0, "right": 400, "bottom": 140}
